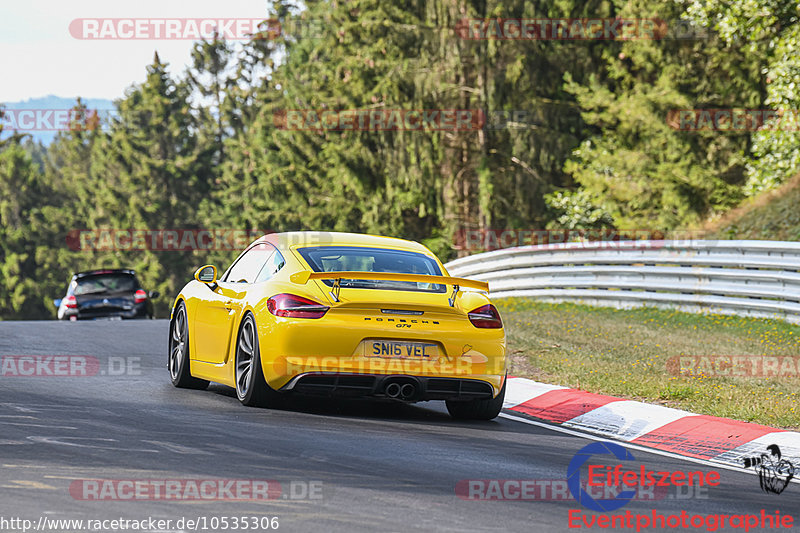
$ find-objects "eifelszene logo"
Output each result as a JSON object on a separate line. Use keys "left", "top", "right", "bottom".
{"left": 743, "top": 444, "right": 796, "bottom": 495}
{"left": 568, "top": 441, "right": 638, "bottom": 512}
{"left": 567, "top": 441, "right": 720, "bottom": 512}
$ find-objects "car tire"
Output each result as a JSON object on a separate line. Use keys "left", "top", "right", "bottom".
{"left": 445, "top": 379, "right": 506, "bottom": 420}
{"left": 235, "top": 313, "right": 282, "bottom": 408}
{"left": 168, "top": 302, "right": 209, "bottom": 390}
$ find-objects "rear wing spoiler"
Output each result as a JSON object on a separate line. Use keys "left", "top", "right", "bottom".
{"left": 289, "top": 270, "right": 489, "bottom": 306}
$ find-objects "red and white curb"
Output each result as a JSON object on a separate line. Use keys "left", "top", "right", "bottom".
{"left": 503, "top": 376, "right": 800, "bottom": 471}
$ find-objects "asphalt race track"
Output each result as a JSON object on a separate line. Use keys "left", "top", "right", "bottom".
{"left": 0, "top": 320, "right": 798, "bottom": 532}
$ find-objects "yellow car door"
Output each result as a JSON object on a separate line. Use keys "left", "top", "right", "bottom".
{"left": 193, "top": 244, "right": 276, "bottom": 364}
{"left": 191, "top": 283, "right": 245, "bottom": 365}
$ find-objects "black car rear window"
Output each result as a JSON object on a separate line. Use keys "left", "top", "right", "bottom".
{"left": 297, "top": 246, "right": 445, "bottom": 293}
{"left": 72, "top": 274, "right": 138, "bottom": 295}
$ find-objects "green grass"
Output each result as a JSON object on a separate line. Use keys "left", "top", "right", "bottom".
{"left": 708, "top": 173, "right": 800, "bottom": 241}
{"left": 497, "top": 299, "right": 800, "bottom": 429}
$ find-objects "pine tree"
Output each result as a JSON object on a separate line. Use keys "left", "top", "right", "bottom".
{"left": 561, "top": 0, "right": 761, "bottom": 229}
{"left": 86, "top": 54, "right": 214, "bottom": 314}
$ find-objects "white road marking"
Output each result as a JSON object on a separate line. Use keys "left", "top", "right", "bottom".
{"left": 141, "top": 440, "right": 213, "bottom": 455}
{"left": 0, "top": 422, "right": 77, "bottom": 429}
{"left": 26, "top": 436, "right": 159, "bottom": 452}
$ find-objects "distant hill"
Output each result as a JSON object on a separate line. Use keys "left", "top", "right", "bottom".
{"left": 0, "top": 95, "right": 115, "bottom": 145}
{"left": 705, "top": 173, "right": 800, "bottom": 241}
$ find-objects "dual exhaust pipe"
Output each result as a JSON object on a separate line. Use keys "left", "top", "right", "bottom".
{"left": 385, "top": 381, "right": 417, "bottom": 400}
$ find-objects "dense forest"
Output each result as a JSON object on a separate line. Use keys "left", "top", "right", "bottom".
{"left": 1, "top": 0, "right": 799, "bottom": 319}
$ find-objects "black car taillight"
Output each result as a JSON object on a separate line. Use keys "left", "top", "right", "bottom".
{"left": 267, "top": 294, "right": 329, "bottom": 319}
{"left": 468, "top": 304, "right": 503, "bottom": 328}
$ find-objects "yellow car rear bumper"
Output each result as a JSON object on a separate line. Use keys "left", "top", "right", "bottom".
{"left": 265, "top": 355, "right": 506, "bottom": 399}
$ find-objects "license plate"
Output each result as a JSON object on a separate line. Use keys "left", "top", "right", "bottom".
{"left": 365, "top": 340, "right": 438, "bottom": 359}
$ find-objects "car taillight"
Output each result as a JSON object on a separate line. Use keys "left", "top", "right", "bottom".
{"left": 468, "top": 304, "right": 503, "bottom": 328}
{"left": 134, "top": 289, "right": 147, "bottom": 304}
{"left": 64, "top": 295, "right": 77, "bottom": 309}
{"left": 267, "top": 293, "right": 329, "bottom": 319}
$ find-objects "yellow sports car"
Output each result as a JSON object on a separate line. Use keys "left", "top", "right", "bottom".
{"left": 168, "top": 232, "right": 506, "bottom": 419}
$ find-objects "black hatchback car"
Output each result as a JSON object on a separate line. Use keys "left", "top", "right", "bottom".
{"left": 54, "top": 269, "right": 159, "bottom": 320}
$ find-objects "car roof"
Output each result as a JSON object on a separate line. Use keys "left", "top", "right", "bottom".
{"left": 257, "top": 231, "right": 432, "bottom": 254}
{"left": 73, "top": 268, "right": 136, "bottom": 279}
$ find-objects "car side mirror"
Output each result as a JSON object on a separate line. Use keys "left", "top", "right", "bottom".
{"left": 194, "top": 265, "right": 218, "bottom": 285}
{"left": 149, "top": 290, "right": 160, "bottom": 299}
{"left": 53, "top": 299, "right": 62, "bottom": 308}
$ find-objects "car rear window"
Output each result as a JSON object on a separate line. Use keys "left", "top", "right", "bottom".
{"left": 72, "top": 273, "right": 138, "bottom": 295}
{"left": 297, "top": 246, "right": 445, "bottom": 293}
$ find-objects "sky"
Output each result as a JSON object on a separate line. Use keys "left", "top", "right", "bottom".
{"left": 0, "top": 0, "right": 270, "bottom": 103}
